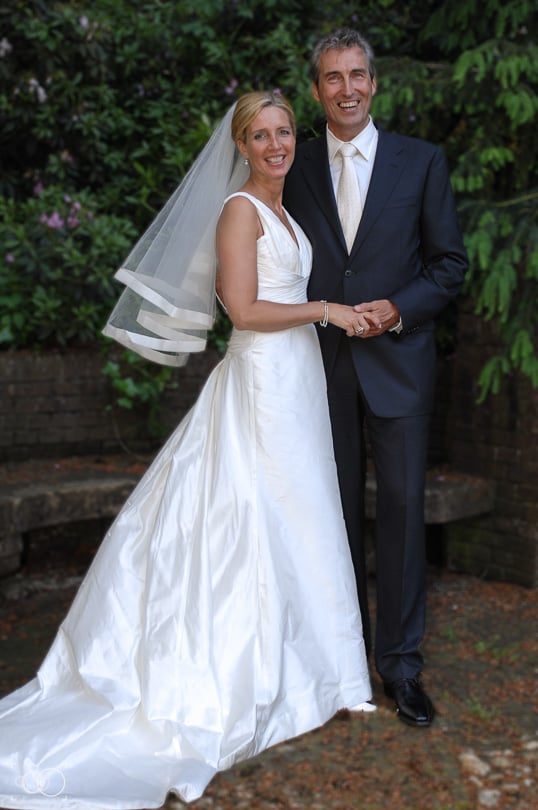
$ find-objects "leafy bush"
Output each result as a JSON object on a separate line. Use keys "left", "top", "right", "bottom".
{"left": 1, "top": 0, "right": 536, "bottom": 402}
{"left": 102, "top": 348, "right": 177, "bottom": 437}
{"left": 0, "top": 183, "right": 136, "bottom": 346}
{"left": 367, "top": 0, "right": 538, "bottom": 399}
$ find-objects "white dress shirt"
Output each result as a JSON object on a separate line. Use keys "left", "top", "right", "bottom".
{"left": 327, "top": 116, "right": 379, "bottom": 216}
{"left": 326, "top": 118, "right": 403, "bottom": 333}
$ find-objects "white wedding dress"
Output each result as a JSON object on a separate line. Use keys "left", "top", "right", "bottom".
{"left": 0, "top": 193, "right": 371, "bottom": 809}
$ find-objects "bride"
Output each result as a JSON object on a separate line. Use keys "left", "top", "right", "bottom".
{"left": 0, "top": 91, "right": 371, "bottom": 809}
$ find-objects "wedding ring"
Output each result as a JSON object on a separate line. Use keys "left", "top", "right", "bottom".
{"left": 355, "top": 327, "right": 364, "bottom": 334}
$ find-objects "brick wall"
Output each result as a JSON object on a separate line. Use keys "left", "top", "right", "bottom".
{"left": 1, "top": 325, "right": 536, "bottom": 587}
{"left": 0, "top": 347, "right": 221, "bottom": 461}
{"left": 440, "top": 302, "right": 538, "bottom": 588}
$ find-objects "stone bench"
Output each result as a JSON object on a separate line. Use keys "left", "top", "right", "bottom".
{"left": 0, "top": 465, "right": 494, "bottom": 578}
{"left": 0, "top": 474, "right": 140, "bottom": 577}
{"left": 365, "top": 468, "right": 495, "bottom": 524}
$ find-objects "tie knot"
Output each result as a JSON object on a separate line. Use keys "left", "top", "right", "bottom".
{"left": 339, "top": 142, "right": 357, "bottom": 159}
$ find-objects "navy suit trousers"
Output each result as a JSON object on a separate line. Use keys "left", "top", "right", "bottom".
{"left": 328, "top": 334, "right": 429, "bottom": 682}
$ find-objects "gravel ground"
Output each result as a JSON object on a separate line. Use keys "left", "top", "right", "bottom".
{"left": 0, "top": 464, "right": 536, "bottom": 810}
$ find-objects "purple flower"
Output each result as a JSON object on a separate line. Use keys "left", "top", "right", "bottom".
{"left": 67, "top": 216, "right": 79, "bottom": 228}
{"left": 5, "top": 252, "right": 15, "bottom": 264}
{"left": 272, "top": 87, "right": 282, "bottom": 96}
{"left": 45, "top": 211, "right": 65, "bottom": 229}
{"left": 40, "top": 213, "right": 49, "bottom": 224}
{"left": 70, "top": 200, "right": 82, "bottom": 213}
{"left": 64, "top": 194, "right": 72, "bottom": 203}
{"left": 225, "top": 78, "right": 238, "bottom": 96}
{"left": 33, "top": 181, "right": 44, "bottom": 195}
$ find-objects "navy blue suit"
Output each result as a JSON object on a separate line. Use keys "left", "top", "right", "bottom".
{"left": 284, "top": 129, "right": 467, "bottom": 680}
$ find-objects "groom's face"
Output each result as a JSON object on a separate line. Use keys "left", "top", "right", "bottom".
{"left": 312, "top": 45, "right": 377, "bottom": 142}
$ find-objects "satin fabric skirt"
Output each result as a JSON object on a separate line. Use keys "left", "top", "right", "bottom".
{"left": 0, "top": 323, "right": 370, "bottom": 808}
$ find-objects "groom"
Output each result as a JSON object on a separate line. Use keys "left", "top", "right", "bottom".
{"left": 284, "top": 28, "right": 468, "bottom": 726}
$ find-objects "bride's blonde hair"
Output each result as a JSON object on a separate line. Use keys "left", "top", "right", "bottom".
{"left": 231, "top": 91, "right": 296, "bottom": 143}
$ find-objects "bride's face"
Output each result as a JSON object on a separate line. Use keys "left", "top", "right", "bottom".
{"left": 238, "top": 106, "right": 295, "bottom": 182}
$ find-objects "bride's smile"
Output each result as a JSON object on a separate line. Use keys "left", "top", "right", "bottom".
{"left": 237, "top": 106, "right": 295, "bottom": 182}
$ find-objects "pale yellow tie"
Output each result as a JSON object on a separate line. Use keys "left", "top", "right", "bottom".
{"left": 337, "top": 143, "right": 362, "bottom": 253}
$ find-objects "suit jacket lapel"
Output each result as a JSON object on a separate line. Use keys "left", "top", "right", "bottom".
{"left": 297, "top": 137, "right": 346, "bottom": 247}
{"left": 350, "top": 129, "right": 405, "bottom": 256}
{"left": 297, "top": 130, "right": 407, "bottom": 256}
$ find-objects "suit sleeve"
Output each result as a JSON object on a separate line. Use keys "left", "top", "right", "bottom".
{"left": 389, "top": 146, "right": 468, "bottom": 332}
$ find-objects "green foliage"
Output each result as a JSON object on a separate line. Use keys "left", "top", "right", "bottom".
{"left": 1, "top": 0, "right": 537, "bottom": 405}
{"left": 102, "top": 349, "right": 177, "bottom": 437}
{"left": 369, "top": 0, "right": 537, "bottom": 401}
{"left": 208, "top": 308, "right": 233, "bottom": 354}
{"left": 0, "top": 184, "right": 136, "bottom": 346}
{"left": 461, "top": 195, "right": 538, "bottom": 400}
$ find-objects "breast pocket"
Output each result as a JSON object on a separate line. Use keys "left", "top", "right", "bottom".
{"left": 384, "top": 196, "right": 417, "bottom": 210}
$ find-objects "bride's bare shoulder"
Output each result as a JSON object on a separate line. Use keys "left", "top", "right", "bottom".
{"left": 218, "top": 193, "right": 258, "bottom": 233}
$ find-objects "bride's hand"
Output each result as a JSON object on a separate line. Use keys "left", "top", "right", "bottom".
{"left": 328, "top": 303, "right": 369, "bottom": 337}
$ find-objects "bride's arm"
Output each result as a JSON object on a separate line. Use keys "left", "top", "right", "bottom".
{"left": 216, "top": 196, "right": 365, "bottom": 335}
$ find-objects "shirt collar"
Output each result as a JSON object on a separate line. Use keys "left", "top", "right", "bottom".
{"left": 327, "top": 117, "right": 377, "bottom": 164}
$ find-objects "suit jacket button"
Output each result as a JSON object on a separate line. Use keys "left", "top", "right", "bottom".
{"left": 344, "top": 269, "right": 352, "bottom": 277}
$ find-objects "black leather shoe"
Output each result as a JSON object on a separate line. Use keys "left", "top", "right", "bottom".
{"left": 383, "top": 678, "right": 435, "bottom": 727}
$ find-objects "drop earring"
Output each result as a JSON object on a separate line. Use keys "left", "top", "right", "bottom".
{"left": 244, "top": 158, "right": 249, "bottom": 165}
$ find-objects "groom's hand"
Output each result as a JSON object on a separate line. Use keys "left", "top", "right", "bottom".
{"left": 353, "top": 300, "right": 400, "bottom": 337}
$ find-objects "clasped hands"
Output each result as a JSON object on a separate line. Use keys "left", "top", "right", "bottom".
{"left": 345, "top": 299, "right": 400, "bottom": 338}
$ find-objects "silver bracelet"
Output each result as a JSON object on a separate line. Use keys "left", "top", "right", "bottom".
{"left": 319, "top": 300, "right": 329, "bottom": 328}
